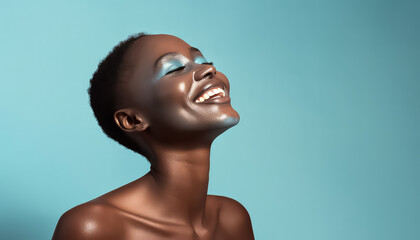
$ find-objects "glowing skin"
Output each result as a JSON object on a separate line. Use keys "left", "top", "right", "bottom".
{"left": 52, "top": 34, "right": 253, "bottom": 240}
{"left": 131, "top": 40, "right": 240, "bottom": 136}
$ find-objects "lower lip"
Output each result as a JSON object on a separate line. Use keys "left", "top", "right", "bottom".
{"left": 195, "top": 96, "right": 231, "bottom": 104}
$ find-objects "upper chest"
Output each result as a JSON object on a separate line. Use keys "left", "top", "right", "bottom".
{"left": 117, "top": 204, "right": 232, "bottom": 240}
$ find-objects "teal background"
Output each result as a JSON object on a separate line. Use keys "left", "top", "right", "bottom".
{"left": 0, "top": 0, "right": 419, "bottom": 239}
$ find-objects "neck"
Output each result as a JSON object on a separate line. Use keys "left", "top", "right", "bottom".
{"left": 147, "top": 143, "right": 211, "bottom": 227}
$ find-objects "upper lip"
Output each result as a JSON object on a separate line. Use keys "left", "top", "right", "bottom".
{"left": 192, "top": 80, "right": 227, "bottom": 103}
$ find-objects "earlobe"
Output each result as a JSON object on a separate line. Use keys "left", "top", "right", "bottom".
{"left": 114, "top": 109, "right": 149, "bottom": 132}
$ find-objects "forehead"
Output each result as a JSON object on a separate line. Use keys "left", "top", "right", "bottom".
{"left": 124, "top": 34, "right": 192, "bottom": 71}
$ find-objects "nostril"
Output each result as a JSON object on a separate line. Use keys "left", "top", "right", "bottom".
{"left": 203, "top": 71, "right": 214, "bottom": 79}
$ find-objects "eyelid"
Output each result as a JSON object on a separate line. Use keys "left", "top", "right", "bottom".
{"left": 159, "top": 57, "right": 188, "bottom": 77}
{"left": 194, "top": 56, "right": 210, "bottom": 64}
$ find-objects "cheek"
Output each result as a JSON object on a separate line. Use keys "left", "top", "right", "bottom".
{"left": 153, "top": 77, "right": 189, "bottom": 106}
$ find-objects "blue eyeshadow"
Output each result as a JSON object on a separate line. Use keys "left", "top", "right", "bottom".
{"left": 157, "top": 59, "right": 185, "bottom": 79}
{"left": 194, "top": 56, "right": 208, "bottom": 64}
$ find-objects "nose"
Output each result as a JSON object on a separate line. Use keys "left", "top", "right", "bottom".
{"left": 193, "top": 64, "right": 216, "bottom": 81}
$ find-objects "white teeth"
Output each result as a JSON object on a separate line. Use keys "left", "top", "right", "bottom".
{"left": 195, "top": 87, "right": 226, "bottom": 103}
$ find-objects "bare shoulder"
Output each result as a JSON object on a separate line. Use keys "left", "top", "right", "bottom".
{"left": 52, "top": 201, "right": 124, "bottom": 240}
{"left": 208, "top": 195, "right": 255, "bottom": 240}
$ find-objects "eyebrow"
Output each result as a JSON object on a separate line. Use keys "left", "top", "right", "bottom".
{"left": 154, "top": 47, "right": 202, "bottom": 71}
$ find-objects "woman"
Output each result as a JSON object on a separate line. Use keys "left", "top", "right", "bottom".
{"left": 52, "top": 33, "right": 254, "bottom": 240}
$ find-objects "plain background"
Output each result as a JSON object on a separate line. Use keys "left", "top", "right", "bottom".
{"left": 0, "top": 0, "right": 419, "bottom": 239}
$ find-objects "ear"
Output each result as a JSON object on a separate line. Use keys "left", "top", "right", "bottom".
{"left": 114, "top": 109, "right": 149, "bottom": 132}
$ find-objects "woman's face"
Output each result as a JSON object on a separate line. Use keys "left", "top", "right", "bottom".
{"left": 116, "top": 34, "right": 239, "bottom": 142}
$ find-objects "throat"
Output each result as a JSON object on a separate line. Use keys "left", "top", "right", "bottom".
{"left": 147, "top": 144, "right": 211, "bottom": 225}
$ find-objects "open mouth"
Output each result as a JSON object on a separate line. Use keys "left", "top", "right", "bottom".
{"left": 194, "top": 87, "right": 227, "bottom": 103}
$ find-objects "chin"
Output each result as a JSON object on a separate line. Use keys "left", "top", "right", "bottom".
{"left": 217, "top": 111, "right": 240, "bottom": 128}
{"left": 205, "top": 109, "right": 240, "bottom": 133}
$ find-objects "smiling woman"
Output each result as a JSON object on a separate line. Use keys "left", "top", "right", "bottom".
{"left": 52, "top": 33, "right": 254, "bottom": 240}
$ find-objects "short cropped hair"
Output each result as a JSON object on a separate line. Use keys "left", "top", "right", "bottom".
{"left": 88, "top": 32, "right": 149, "bottom": 157}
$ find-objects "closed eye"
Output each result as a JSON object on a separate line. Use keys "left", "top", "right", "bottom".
{"left": 202, "top": 62, "right": 214, "bottom": 66}
{"left": 165, "top": 66, "right": 186, "bottom": 75}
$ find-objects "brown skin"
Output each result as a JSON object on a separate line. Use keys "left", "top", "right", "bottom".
{"left": 52, "top": 34, "right": 254, "bottom": 240}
